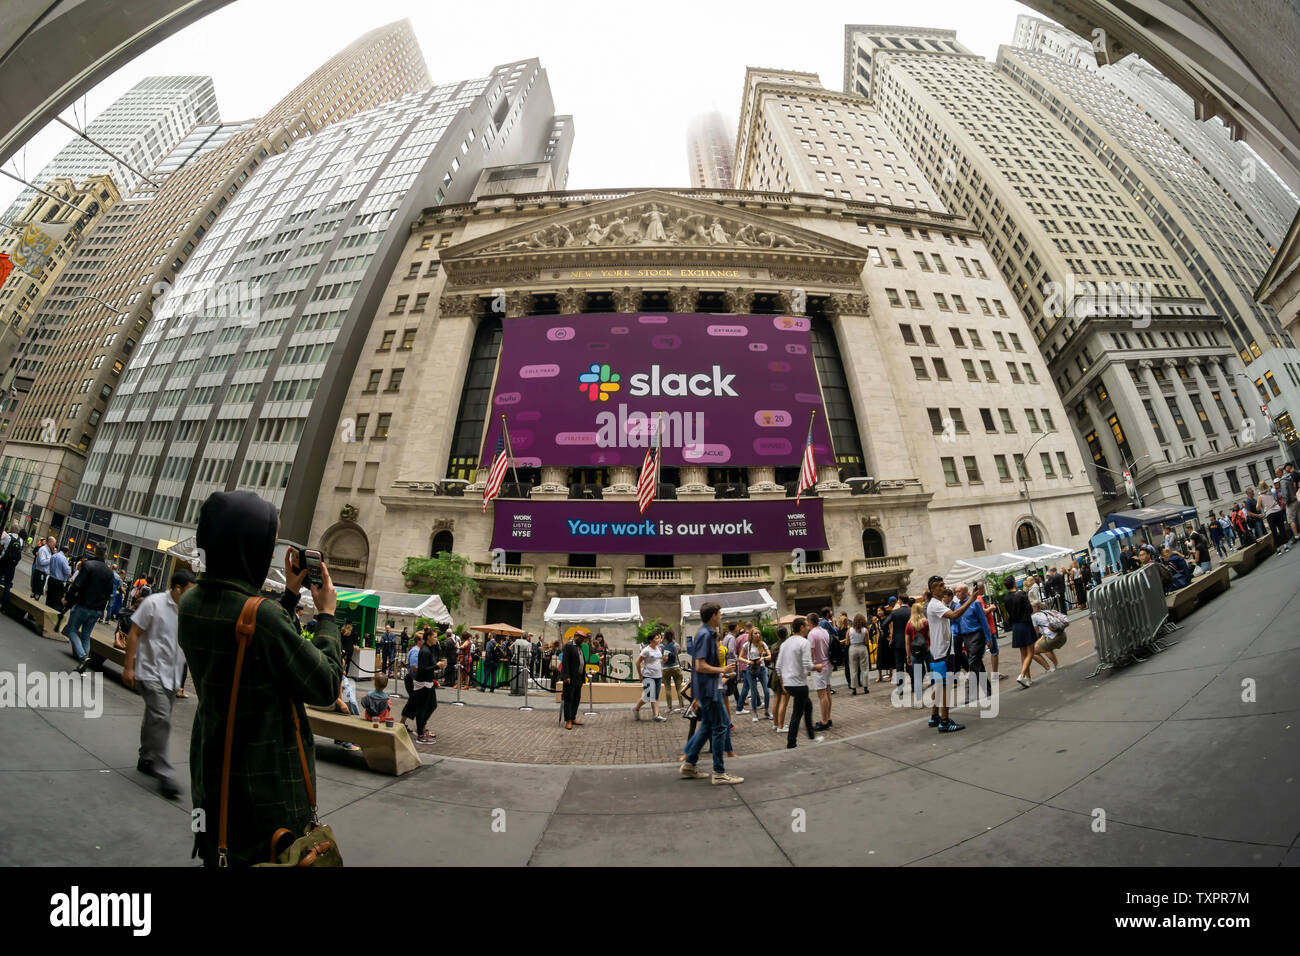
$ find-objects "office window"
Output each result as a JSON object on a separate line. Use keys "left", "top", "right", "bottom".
{"left": 1226, "top": 468, "right": 1240, "bottom": 493}
{"left": 969, "top": 524, "right": 984, "bottom": 552}
{"left": 906, "top": 289, "right": 922, "bottom": 309}
{"left": 963, "top": 456, "right": 981, "bottom": 483}
{"left": 386, "top": 368, "right": 404, "bottom": 391}
{"left": 980, "top": 360, "right": 996, "bottom": 382}
{"left": 948, "top": 408, "right": 967, "bottom": 433}
{"left": 1177, "top": 481, "right": 1194, "bottom": 507}
{"left": 1023, "top": 364, "right": 1037, "bottom": 383}
{"left": 941, "top": 457, "right": 960, "bottom": 484}
{"left": 933, "top": 358, "right": 950, "bottom": 381}
{"left": 1040, "top": 452, "right": 1055, "bottom": 477}
{"left": 354, "top": 414, "right": 369, "bottom": 439}
{"left": 378, "top": 330, "right": 394, "bottom": 351}
{"left": 928, "top": 408, "right": 945, "bottom": 434}
{"left": 962, "top": 359, "right": 979, "bottom": 382}
{"left": 999, "top": 408, "right": 1015, "bottom": 432}
{"left": 1066, "top": 512, "right": 1079, "bottom": 536}
{"left": 392, "top": 294, "right": 408, "bottom": 313}
{"left": 400, "top": 329, "right": 417, "bottom": 350}
{"left": 920, "top": 325, "right": 937, "bottom": 345}
{"left": 1056, "top": 451, "right": 1071, "bottom": 477}
{"left": 412, "top": 293, "right": 429, "bottom": 312}
{"left": 1014, "top": 453, "right": 1027, "bottom": 479}
{"left": 1025, "top": 409, "right": 1041, "bottom": 432}
{"left": 1202, "top": 474, "right": 1217, "bottom": 501}
{"left": 364, "top": 370, "right": 382, "bottom": 392}
{"left": 994, "top": 454, "right": 1011, "bottom": 481}
{"left": 1041, "top": 409, "right": 1055, "bottom": 431}
{"left": 949, "top": 328, "right": 965, "bottom": 348}
{"left": 886, "top": 288, "right": 902, "bottom": 307}
{"left": 980, "top": 408, "right": 996, "bottom": 432}
{"left": 912, "top": 357, "right": 929, "bottom": 380}
{"left": 899, "top": 324, "right": 916, "bottom": 344}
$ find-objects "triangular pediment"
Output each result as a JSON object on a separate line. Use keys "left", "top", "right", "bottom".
{"left": 441, "top": 189, "right": 869, "bottom": 266}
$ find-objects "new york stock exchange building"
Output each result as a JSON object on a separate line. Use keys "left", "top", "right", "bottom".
{"left": 309, "top": 177, "right": 1099, "bottom": 633}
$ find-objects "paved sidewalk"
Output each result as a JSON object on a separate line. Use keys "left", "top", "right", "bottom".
{"left": 2, "top": 548, "right": 1297, "bottom": 866}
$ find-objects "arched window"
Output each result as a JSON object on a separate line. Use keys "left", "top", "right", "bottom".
{"left": 430, "top": 530, "right": 454, "bottom": 556}
{"left": 862, "top": 528, "right": 885, "bottom": 558}
{"left": 1016, "top": 522, "right": 1041, "bottom": 549}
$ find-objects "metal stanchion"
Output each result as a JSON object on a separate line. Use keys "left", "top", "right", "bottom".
{"left": 583, "top": 669, "right": 597, "bottom": 717}
{"left": 518, "top": 654, "right": 533, "bottom": 712}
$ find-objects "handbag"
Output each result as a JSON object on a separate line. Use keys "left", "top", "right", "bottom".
{"left": 217, "top": 596, "right": 343, "bottom": 867}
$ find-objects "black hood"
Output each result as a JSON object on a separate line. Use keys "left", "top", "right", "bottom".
{"left": 196, "top": 490, "right": 278, "bottom": 589}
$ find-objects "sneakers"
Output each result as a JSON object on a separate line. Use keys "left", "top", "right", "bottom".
{"left": 340, "top": 742, "right": 362, "bottom": 752}
{"left": 711, "top": 771, "right": 744, "bottom": 785}
{"left": 736, "top": 708, "right": 748, "bottom": 715}
{"left": 680, "top": 762, "right": 707, "bottom": 779}
{"left": 777, "top": 725, "right": 789, "bottom": 733}
{"left": 653, "top": 715, "right": 667, "bottom": 722}
{"left": 938, "top": 719, "right": 965, "bottom": 733}
{"left": 1016, "top": 675, "right": 1032, "bottom": 688}
{"left": 813, "top": 735, "right": 826, "bottom": 743}
{"left": 990, "top": 672, "right": 1004, "bottom": 681}
{"left": 813, "top": 721, "right": 827, "bottom": 732}
{"left": 927, "top": 714, "right": 941, "bottom": 727}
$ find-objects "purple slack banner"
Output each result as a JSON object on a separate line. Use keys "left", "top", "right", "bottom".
{"left": 482, "top": 312, "right": 834, "bottom": 469}
{"left": 490, "top": 498, "right": 827, "bottom": 555}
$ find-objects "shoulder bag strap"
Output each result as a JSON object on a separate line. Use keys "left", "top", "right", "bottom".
{"left": 217, "top": 596, "right": 266, "bottom": 867}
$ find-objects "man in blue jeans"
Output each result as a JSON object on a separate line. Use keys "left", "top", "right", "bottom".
{"left": 64, "top": 543, "right": 115, "bottom": 670}
{"left": 680, "top": 602, "right": 743, "bottom": 785}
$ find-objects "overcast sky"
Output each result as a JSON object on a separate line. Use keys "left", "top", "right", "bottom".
{"left": 0, "top": 0, "right": 1042, "bottom": 209}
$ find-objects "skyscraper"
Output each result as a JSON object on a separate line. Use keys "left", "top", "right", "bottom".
{"left": 67, "top": 58, "right": 570, "bottom": 579}
{"left": 0, "top": 21, "right": 430, "bottom": 547}
{"left": 1003, "top": 16, "right": 1300, "bottom": 457}
{"left": 686, "top": 112, "right": 735, "bottom": 188}
{"left": 1, "top": 76, "right": 219, "bottom": 227}
{"left": 845, "top": 24, "right": 1287, "bottom": 515}
{"left": 0, "top": 175, "right": 120, "bottom": 372}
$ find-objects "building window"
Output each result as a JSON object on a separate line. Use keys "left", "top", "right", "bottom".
{"left": 1040, "top": 452, "right": 1055, "bottom": 477}
{"left": 392, "top": 294, "right": 408, "bottom": 313}
{"left": 963, "top": 456, "right": 982, "bottom": 483}
{"left": 899, "top": 324, "right": 915, "bottom": 344}
{"left": 1202, "top": 474, "right": 1217, "bottom": 501}
{"left": 1178, "top": 481, "right": 1194, "bottom": 507}
{"left": 912, "top": 357, "right": 929, "bottom": 380}
{"left": 411, "top": 293, "right": 429, "bottom": 312}
{"left": 941, "top": 457, "right": 960, "bottom": 485}
{"left": 1066, "top": 512, "right": 1079, "bottom": 536}
{"left": 386, "top": 369, "right": 404, "bottom": 392}
{"left": 980, "top": 408, "right": 996, "bottom": 432}
{"left": 378, "top": 330, "right": 394, "bottom": 351}
{"left": 364, "top": 370, "right": 381, "bottom": 393}
{"left": 994, "top": 454, "right": 1011, "bottom": 481}
{"left": 375, "top": 413, "right": 391, "bottom": 439}
{"left": 969, "top": 524, "right": 984, "bottom": 552}
{"left": 354, "top": 414, "right": 368, "bottom": 439}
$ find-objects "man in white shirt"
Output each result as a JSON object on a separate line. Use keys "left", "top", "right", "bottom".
{"left": 776, "top": 618, "right": 823, "bottom": 748}
{"left": 924, "top": 575, "right": 979, "bottom": 734}
{"left": 122, "top": 568, "right": 196, "bottom": 799}
{"left": 30, "top": 535, "right": 54, "bottom": 600}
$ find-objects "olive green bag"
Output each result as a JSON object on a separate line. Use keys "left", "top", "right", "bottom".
{"left": 217, "top": 597, "right": 343, "bottom": 867}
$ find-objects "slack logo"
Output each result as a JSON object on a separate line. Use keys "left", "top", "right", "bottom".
{"left": 578, "top": 363, "right": 621, "bottom": 402}
{"left": 628, "top": 364, "right": 738, "bottom": 398}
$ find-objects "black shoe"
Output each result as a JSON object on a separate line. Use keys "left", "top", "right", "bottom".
{"left": 824, "top": 719, "right": 833, "bottom": 729}
{"left": 851, "top": 689, "right": 857, "bottom": 695}
{"left": 786, "top": 742, "right": 797, "bottom": 749}
{"left": 927, "top": 714, "right": 940, "bottom": 727}
{"left": 137, "top": 759, "right": 156, "bottom": 777}
{"left": 160, "top": 781, "right": 181, "bottom": 800}
{"left": 813, "top": 722, "right": 827, "bottom": 732}
{"left": 938, "top": 719, "right": 965, "bottom": 733}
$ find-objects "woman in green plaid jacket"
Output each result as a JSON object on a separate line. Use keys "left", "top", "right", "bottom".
{"left": 178, "top": 491, "right": 342, "bottom": 867}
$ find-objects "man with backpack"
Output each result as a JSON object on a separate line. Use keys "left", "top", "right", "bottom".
{"left": 64, "top": 543, "right": 116, "bottom": 671}
{"left": 0, "top": 523, "right": 24, "bottom": 609}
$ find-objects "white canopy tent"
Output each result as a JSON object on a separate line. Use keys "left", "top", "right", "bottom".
{"left": 943, "top": 543, "right": 1075, "bottom": 586}
{"left": 543, "top": 596, "right": 642, "bottom": 625}
{"left": 299, "top": 589, "right": 454, "bottom": 627}
{"left": 679, "top": 588, "right": 778, "bottom": 627}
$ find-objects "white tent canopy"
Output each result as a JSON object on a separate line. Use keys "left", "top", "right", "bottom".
{"left": 299, "top": 589, "right": 454, "bottom": 626}
{"left": 679, "top": 588, "right": 778, "bottom": 626}
{"left": 544, "top": 596, "right": 643, "bottom": 625}
{"left": 943, "top": 543, "right": 1075, "bottom": 586}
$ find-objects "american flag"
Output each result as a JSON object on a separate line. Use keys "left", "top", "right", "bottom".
{"left": 795, "top": 431, "right": 817, "bottom": 504}
{"left": 636, "top": 433, "right": 660, "bottom": 515}
{"left": 482, "top": 432, "right": 509, "bottom": 513}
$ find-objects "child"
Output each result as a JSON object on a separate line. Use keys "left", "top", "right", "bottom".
{"left": 334, "top": 675, "right": 362, "bottom": 752}
{"left": 361, "top": 673, "right": 392, "bottom": 723}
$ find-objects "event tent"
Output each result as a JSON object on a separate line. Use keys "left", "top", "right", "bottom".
{"left": 543, "top": 596, "right": 642, "bottom": 625}
{"left": 679, "top": 588, "right": 777, "bottom": 626}
{"left": 1097, "top": 505, "right": 1198, "bottom": 534}
{"left": 942, "top": 543, "right": 1075, "bottom": 586}
{"left": 1090, "top": 526, "right": 1138, "bottom": 573}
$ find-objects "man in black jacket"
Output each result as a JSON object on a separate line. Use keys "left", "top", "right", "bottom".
{"left": 561, "top": 630, "right": 590, "bottom": 730}
{"left": 0, "top": 523, "right": 24, "bottom": 610}
{"left": 65, "top": 543, "right": 115, "bottom": 670}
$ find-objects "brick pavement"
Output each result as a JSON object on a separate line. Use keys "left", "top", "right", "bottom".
{"left": 400, "top": 617, "right": 1099, "bottom": 765}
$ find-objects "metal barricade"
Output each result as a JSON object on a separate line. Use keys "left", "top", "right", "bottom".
{"left": 1085, "top": 564, "right": 1180, "bottom": 678}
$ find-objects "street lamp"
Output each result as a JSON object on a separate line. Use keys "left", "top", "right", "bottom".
{"left": 1018, "top": 429, "right": 1056, "bottom": 545}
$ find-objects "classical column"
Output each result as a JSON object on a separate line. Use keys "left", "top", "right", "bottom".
{"left": 669, "top": 286, "right": 699, "bottom": 313}
{"left": 605, "top": 465, "right": 637, "bottom": 497}
{"left": 1139, "top": 359, "right": 1181, "bottom": 458}
{"left": 611, "top": 286, "right": 642, "bottom": 313}
{"left": 503, "top": 290, "right": 532, "bottom": 319}
{"left": 1102, "top": 362, "right": 1151, "bottom": 461}
{"left": 1163, "top": 357, "right": 1206, "bottom": 456}
{"left": 531, "top": 466, "right": 571, "bottom": 500}
{"left": 824, "top": 293, "right": 871, "bottom": 318}
{"left": 724, "top": 287, "right": 754, "bottom": 314}
{"left": 556, "top": 287, "right": 585, "bottom": 315}
{"left": 677, "top": 465, "right": 713, "bottom": 500}
{"left": 747, "top": 465, "right": 784, "bottom": 499}
{"left": 1188, "top": 357, "right": 1231, "bottom": 445}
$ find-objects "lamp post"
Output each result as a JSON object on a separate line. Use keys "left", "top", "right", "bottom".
{"left": 1018, "top": 430, "right": 1056, "bottom": 546}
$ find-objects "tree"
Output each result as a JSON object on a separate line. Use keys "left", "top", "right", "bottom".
{"left": 401, "top": 552, "right": 480, "bottom": 612}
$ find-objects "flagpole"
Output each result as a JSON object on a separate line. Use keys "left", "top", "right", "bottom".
{"left": 654, "top": 409, "right": 663, "bottom": 500}
{"left": 499, "top": 413, "right": 522, "bottom": 489}
{"left": 797, "top": 408, "right": 817, "bottom": 505}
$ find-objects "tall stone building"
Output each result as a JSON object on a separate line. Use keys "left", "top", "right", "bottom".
{"left": 66, "top": 58, "right": 571, "bottom": 582}
{"left": 686, "top": 112, "right": 735, "bottom": 188}
{"left": 297, "top": 70, "right": 1097, "bottom": 631}
{"left": 0, "top": 175, "right": 120, "bottom": 374}
{"left": 1, "top": 76, "right": 219, "bottom": 227}
{"left": 843, "top": 24, "right": 1287, "bottom": 516}
{"left": 1006, "top": 16, "right": 1300, "bottom": 459}
{"left": 0, "top": 21, "right": 431, "bottom": 548}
